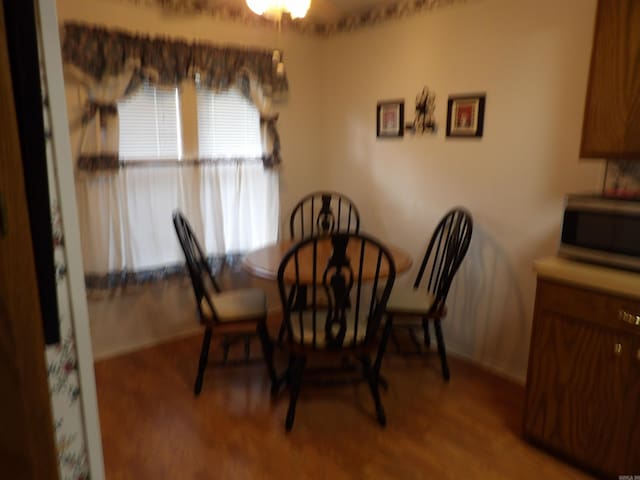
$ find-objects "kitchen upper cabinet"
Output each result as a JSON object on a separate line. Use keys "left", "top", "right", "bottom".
{"left": 581, "top": 0, "right": 640, "bottom": 159}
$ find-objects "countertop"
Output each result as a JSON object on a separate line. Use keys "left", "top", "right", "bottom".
{"left": 534, "top": 256, "right": 640, "bottom": 300}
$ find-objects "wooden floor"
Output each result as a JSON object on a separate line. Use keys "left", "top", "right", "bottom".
{"left": 94, "top": 332, "right": 594, "bottom": 480}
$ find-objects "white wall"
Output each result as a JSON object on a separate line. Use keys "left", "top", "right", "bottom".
{"left": 319, "top": 0, "right": 603, "bottom": 381}
{"left": 57, "top": 0, "right": 605, "bottom": 381}
{"left": 56, "top": 0, "right": 327, "bottom": 223}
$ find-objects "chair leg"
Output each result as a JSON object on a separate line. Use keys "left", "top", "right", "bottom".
{"left": 422, "top": 317, "right": 431, "bottom": 348}
{"left": 272, "top": 354, "right": 296, "bottom": 398}
{"left": 433, "top": 319, "right": 450, "bottom": 381}
{"left": 361, "top": 355, "right": 386, "bottom": 427}
{"left": 285, "top": 356, "right": 306, "bottom": 432}
{"left": 276, "top": 322, "right": 286, "bottom": 344}
{"left": 256, "top": 318, "right": 278, "bottom": 391}
{"left": 194, "top": 326, "right": 213, "bottom": 395}
{"left": 221, "top": 336, "right": 230, "bottom": 364}
{"left": 244, "top": 335, "right": 251, "bottom": 361}
{"left": 390, "top": 329, "right": 401, "bottom": 353}
{"left": 374, "top": 314, "right": 394, "bottom": 377}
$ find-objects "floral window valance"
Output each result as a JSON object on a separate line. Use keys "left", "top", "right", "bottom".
{"left": 62, "top": 22, "right": 288, "bottom": 96}
{"left": 62, "top": 22, "right": 286, "bottom": 171}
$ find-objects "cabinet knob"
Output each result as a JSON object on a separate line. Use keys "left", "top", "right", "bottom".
{"left": 619, "top": 310, "right": 640, "bottom": 327}
{"left": 614, "top": 343, "right": 623, "bottom": 355}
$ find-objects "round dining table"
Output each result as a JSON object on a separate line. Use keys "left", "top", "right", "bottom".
{"left": 242, "top": 237, "right": 412, "bottom": 284}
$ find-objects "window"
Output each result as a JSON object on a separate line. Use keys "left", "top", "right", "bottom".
{"left": 197, "top": 87, "right": 262, "bottom": 158}
{"left": 118, "top": 84, "right": 183, "bottom": 161}
{"left": 81, "top": 83, "right": 278, "bottom": 283}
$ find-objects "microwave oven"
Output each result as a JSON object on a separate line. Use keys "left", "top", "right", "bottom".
{"left": 559, "top": 194, "right": 640, "bottom": 272}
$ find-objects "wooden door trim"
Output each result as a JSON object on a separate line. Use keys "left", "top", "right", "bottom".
{"left": 35, "top": 0, "right": 105, "bottom": 476}
{"left": 0, "top": 1, "right": 59, "bottom": 477}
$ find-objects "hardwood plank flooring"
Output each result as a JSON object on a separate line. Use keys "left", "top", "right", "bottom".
{"left": 94, "top": 332, "right": 594, "bottom": 479}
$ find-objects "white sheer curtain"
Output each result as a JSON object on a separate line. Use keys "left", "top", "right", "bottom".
{"left": 77, "top": 162, "right": 279, "bottom": 276}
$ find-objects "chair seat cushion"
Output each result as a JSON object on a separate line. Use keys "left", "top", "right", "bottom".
{"left": 289, "top": 311, "right": 369, "bottom": 348}
{"left": 201, "top": 288, "right": 266, "bottom": 323}
{"left": 385, "top": 286, "right": 435, "bottom": 315}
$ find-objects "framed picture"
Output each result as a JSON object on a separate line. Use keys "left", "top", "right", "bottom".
{"left": 377, "top": 100, "right": 404, "bottom": 138}
{"left": 446, "top": 94, "right": 486, "bottom": 137}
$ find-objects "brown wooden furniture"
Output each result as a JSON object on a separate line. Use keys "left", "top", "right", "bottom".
{"left": 243, "top": 237, "right": 412, "bottom": 283}
{"left": 385, "top": 208, "right": 473, "bottom": 381}
{"left": 289, "top": 191, "right": 360, "bottom": 239}
{"left": 524, "top": 267, "right": 640, "bottom": 478}
{"left": 0, "top": 2, "right": 59, "bottom": 476}
{"left": 173, "top": 211, "right": 277, "bottom": 395}
{"left": 276, "top": 233, "right": 397, "bottom": 431}
{"left": 580, "top": 0, "right": 640, "bottom": 159}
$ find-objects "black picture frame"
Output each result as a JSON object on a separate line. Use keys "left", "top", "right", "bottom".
{"left": 446, "top": 94, "right": 486, "bottom": 138}
{"left": 377, "top": 100, "right": 404, "bottom": 138}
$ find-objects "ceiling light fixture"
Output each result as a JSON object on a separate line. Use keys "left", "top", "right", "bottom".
{"left": 246, "top": 1, "right": 310, "bottom": 78}
{"left": 246, "top": 0, "right": 311, "bottom": 20}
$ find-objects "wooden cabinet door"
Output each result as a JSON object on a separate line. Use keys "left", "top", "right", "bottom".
{"left": 580, "top": 0, "right": 640, "bottom": 159}
{"left": 0, "top": 2, "right": 59, "bottom": 478}
{"left": 623, "top": 337, "right": 640, "bottom": 474}
{"left": 524, "top": 309, "right": 630, "bottom": 476}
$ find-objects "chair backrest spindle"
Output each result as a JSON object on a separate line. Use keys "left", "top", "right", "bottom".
{"left": 414, "top": 208, "right": 473, "bottom": 312}
{"left": 290, "top": 191, "right": 360, "bottom": 239}
{"left": 173, "top": 211, "right": 222, "bottom": 324}
{"left": 278, "top": 233, "right": 395, "bottom": 351}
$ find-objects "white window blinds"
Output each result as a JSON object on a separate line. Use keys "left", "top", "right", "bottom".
{"left": 118, "top": 84, "right": 183, "bottom": 161}
{"left": 197, "top": 88, "right": 262, "bottom": 159}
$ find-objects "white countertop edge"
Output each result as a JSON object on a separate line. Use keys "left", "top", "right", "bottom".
{"left": 534, "top": 256, "right": 640, "bottom": 300}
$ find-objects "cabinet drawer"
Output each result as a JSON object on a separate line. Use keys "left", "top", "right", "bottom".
{"left": 536, "top": 279, "right": 640, "bottom": 336}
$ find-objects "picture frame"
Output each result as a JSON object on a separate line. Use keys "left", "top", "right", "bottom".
{"left": 377, "top": 100, "right": 404, "bottom": 138}
{"left": 446, "top": 94, "right": 486, "bottom": 138}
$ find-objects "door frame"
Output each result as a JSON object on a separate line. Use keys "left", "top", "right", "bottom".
{"left": 0, "top": 2, "right": 58, "bottom": 477}
{"left": 36, "top": 1, "right": 105, "bottom": 477}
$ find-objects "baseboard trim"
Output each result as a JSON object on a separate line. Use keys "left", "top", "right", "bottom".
{"left": 447, "top": 346, "right": 526, "bottom": 386}
{"left": 92, "top": 326, "right": 203, "bottom": 362}
{"left": 91, "top": 312, "right": 528, "bottom": 387}
{"left": 92, "top": 309, "right": 284, "bottom": 362}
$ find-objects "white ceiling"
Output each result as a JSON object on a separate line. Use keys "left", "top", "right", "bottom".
{"left": 305, "top": 0, "right": 392, "bottom": 22}
{"left": 213, "top": 0, "right": 393, "bottom": 23}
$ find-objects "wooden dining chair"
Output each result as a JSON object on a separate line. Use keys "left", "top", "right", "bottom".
{"left": 289, "top": 191, "right": 360, "bottom": 239}
{"left": 385, "top": 208, "right": 473, "bottom": 381}
{"left": 277, "top": 232, "right": 396, "bottom": 431}
{"left": 172, "top": 211, "right": 277, "bottom": 395}
{"left": 283, "top": 192, "right": 361, "bottom": 337}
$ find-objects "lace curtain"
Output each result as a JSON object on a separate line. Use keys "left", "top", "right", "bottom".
{"left": 76, "top": 162, "right": 279, "bottom": 288}
{"left": 62, "top": 23, "right": 285, "bottom": 287}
